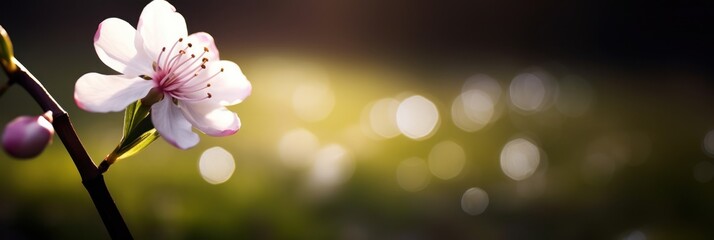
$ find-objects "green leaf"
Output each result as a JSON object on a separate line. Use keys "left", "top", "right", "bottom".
{"left": 110, "top": 113, "right": 160, "bottom": 162}
{"left": 107, "top": 97, "right": 160, "bottom": 166}
{"left": 122, "top": 113, "right": 155, "bottom": 145}
{"left": 122, "top": 100, "right": 150, "bottom": 137}
{"left": 122, "top": 101, "right": 138, "bottom": 137}
{"left": 115, "top": 128, "right": 160, "bottom": 160}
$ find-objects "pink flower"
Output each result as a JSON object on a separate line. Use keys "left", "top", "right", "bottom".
{"left": 74, "top": 0, "right": 251, "bottom": 149}
{"left": 2, "top": 114, "right": 54, "bottom": 159}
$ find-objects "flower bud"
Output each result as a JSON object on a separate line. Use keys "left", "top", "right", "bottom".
{"left": 2, "top": 114, "right": 54, "bottom": 159}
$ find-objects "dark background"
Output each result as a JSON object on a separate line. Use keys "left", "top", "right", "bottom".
{"left": 3, "top": 0, "right": 714, "bottom": 71}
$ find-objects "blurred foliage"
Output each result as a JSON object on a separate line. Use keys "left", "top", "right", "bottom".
{"left": 1, "top": 53, "right": 714, "bottom": 239}
{"left": 1, "top": 0, "right": 714, "bottom": 239}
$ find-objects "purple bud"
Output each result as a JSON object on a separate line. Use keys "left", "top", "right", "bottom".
{"left": 2, "top": 115, "right": 55, "bottom": 159}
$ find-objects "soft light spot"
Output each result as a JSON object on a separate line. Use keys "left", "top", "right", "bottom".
{"left": 428, "top": 141, "right": 466, "bottom": 180}
{"left": 396, "top": 95, "right": 439, "bottom": 140}
{"left": 509, "top": 72, "right": 551, "bottom": 113}
{"left": 463, "top": 74, "right": 502, "bottom": 102}
{"left": 198, "top": 147, "right": 235, "bottom": 184}
{"left": 292, "top": 81, "right": 335, "bottom": 122}
{"left": 452, "top": 89, "right": 495, "bottom": 132}
{"left": 500, "top": 138, "right": 540, "bottom": 181}
{"left": 623, "top": 230, "right": 647, "bottom": 240}
{"left": 278, "top": 128, "right": 320, "bottom": 168}
{"left": 703, "top": 130, "right": 714, "bottom": 157}
{"left": 555, "top": 75, "right": 593, "bottom": 117}
{"left": 451, "top": 95, "right": 475, "bottom": 132}
{"left": 461, "top": 187, "right": 489, "bottom": 216}
{"left": 453, "top": 75, "right": 502, "bottom": 132}
{"left": 396, "top": 157, "right": 430, "bottom": 192}
{"left": 693, "top": 161, "right": 714, "bottom": 183}
{"left": 308, "top": 144, "right": 354, "bottom": 190}
{"left": 366, "top": 98, "right": 401, "bottom": 139}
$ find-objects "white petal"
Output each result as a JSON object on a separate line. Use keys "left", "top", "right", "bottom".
{"left": 152, "top": 97, "right": 199, "bottom": 149}
{"left": 180, "top": 100, "right": 240, "bottom": 136}
{"left": 94, "top": 18, "right": 152, "bottom": 76}
{"left": 74, "top": 73, "right": 154, "bottom": 113}
{"left": 137, "top": 0, "right": 188, "bottom": 58}
{"left": 201, "top": 60, "right": 252, "bottom": 106}
{"left": 186, "top": 32, "right": 220, "bottom": 61}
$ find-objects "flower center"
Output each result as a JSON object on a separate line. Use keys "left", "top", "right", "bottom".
{"left": 145, "top": 38, "right": 224, "bottom": 103}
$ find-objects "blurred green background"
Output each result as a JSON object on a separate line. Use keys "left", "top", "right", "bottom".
{"left": 2, "top": 0, "right": 714, "bottom": 239}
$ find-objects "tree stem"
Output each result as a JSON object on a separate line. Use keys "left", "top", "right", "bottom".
{"left": 83, "top": 175, "right": 133, "bottom": 239}
{"left": 5, "top": 58, "right": 133, "bottom": 239}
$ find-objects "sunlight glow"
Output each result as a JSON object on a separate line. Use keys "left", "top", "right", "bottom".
{"left": 198, "top": 147, "right": 236, "bottom": 185}
{"left": 500, "top": 138, "right": 540, "bottom": 181}
{"left": 292, "top": 81, "right": 335, "bottom": 122}
{"left": 396, "top": 95, "right": 439, "bottom": 140}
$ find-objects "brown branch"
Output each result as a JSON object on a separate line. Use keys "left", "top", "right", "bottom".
{"left": 6, "top": 58, "right": 133, "bottom": 239}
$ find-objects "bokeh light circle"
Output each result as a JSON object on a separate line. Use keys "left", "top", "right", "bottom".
{"left": 308, "top": 144, "right": 354, "bottom": 190}
{"left": 452, "top": 89, "right": 495, "bottom": 132}
{"left": 461, "top": 187, "right": 489, "bottom": 215}
{"left": 500, "top": 138, "right": 540, "bottom": 181}
{"left": 428, "top": 141, "right": 466, "bottom": 180}
{"left": 198, "top": 147, "right": 236, "bottom": 185}
{"left": 463, "top": 74, "right": 502, "bottom": 102}
{"left": 278, "top": 128, "right": 320, "bottom": 168}
{"left": 509, "top": 72, "right": 552, "bottom": 113}
{"left": 367, "top": 98, "right": 401, "bottom": 138}
{"left": 703, "top": 130, "right": 714, "bottom": 157}
{"left": 396, "top": 95, "right": 440, "bottom": 140}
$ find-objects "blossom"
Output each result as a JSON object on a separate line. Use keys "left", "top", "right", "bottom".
{"left": 74, "top": 0, "right": 251, "bottom": 149}
{"left": 2, "top": 114, "right": 54, "bottom": 159}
